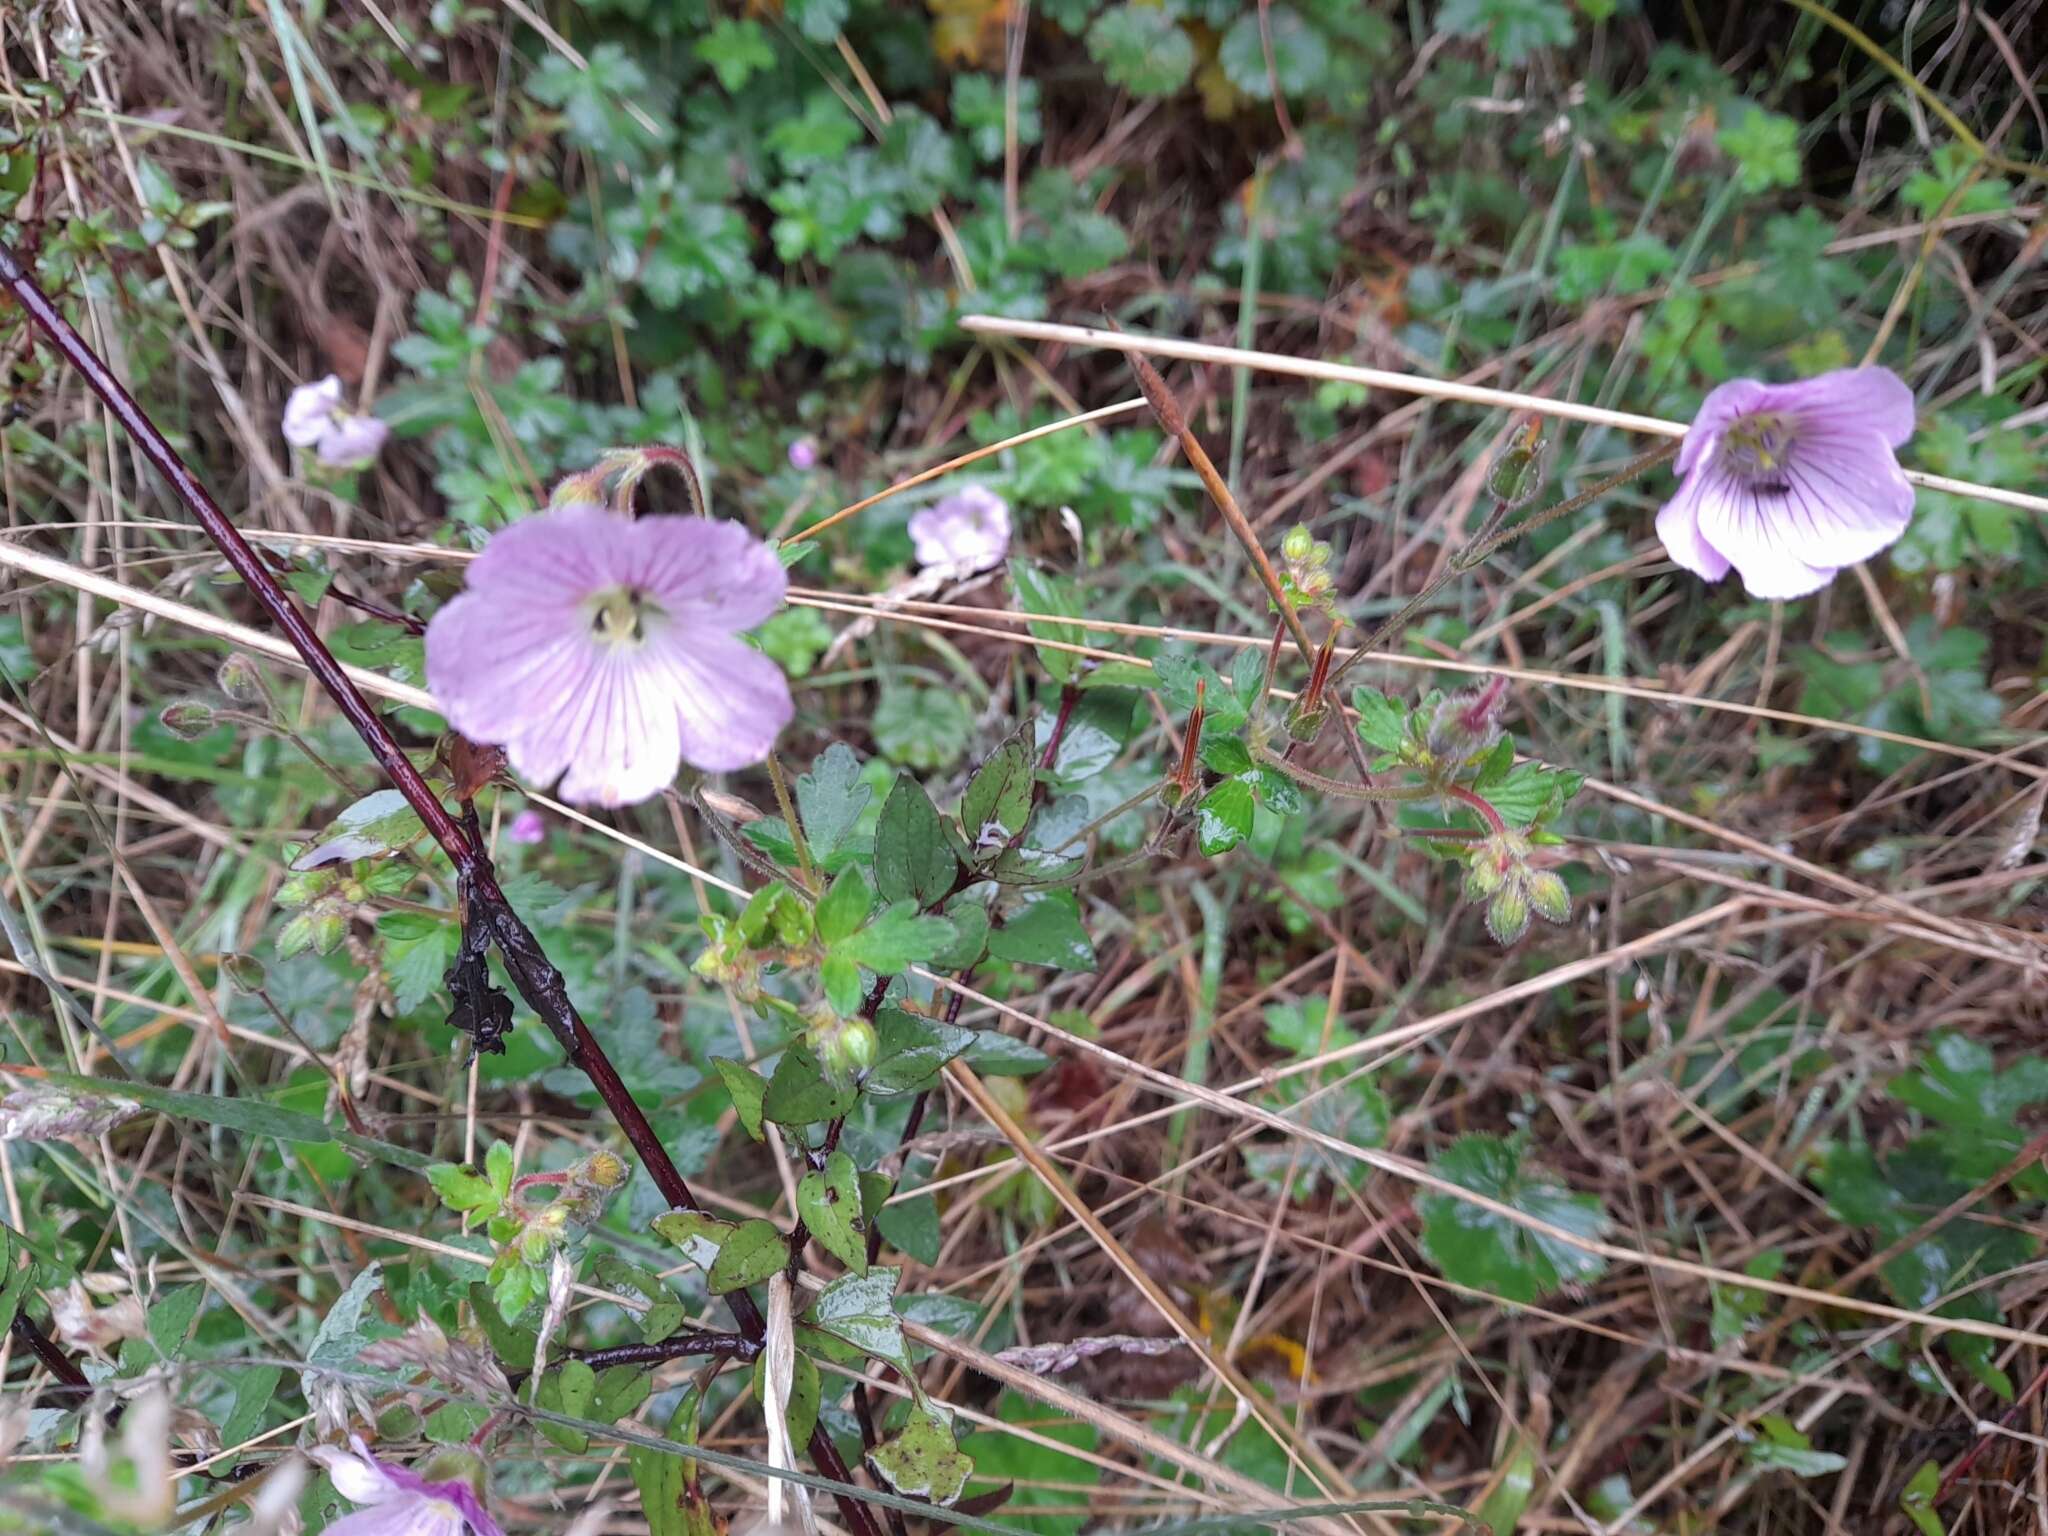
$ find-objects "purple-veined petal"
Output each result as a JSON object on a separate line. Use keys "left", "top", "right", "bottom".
{"left": 322, "top": 1494, "right": 471, "bottom": 1536}
{"left": 1675, "top": 379, "right": 1771, "bottom": 476}
{"left": 625, "top": 516, "right": 788, "bottom": 632}
{"left": 549, "top": 648, "right": 687, "bottom": 807}
{"left": 1691, "top": 482, "right": 1840, "bottom": 600}
{"left": 646, "top": 630, "right": 795, "bottom": 774}
{"left": 1766, "top": 366, "right": 1917, "bottom": 447}
{"left": 1653, "top": 468, "right": 1734, "bottom": 584}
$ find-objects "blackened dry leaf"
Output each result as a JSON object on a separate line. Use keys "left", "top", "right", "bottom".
{"left": 440, "top": 734, "right": 508, "bottom": 804}
{"left": 446, "top": 875, "right": 512, "bottom": 1056}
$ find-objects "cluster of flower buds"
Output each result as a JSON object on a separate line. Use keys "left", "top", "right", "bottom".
{"left": 1462, "top": 828, "right": 1570, "bottom": 944}
{"left": 501, "top": 1148, "right": 631, "bottom": 1266}
{"left": 693, "top": 879, "right": 814, "bottom": 999}
{"left": 275, "top": 848, "right": 410, "bottom": 958}
{"left": 1277, "top": 525, "right": 1338, "bottom": 615}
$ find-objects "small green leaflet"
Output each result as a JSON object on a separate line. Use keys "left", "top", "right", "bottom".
{"left": 711, "top": 1058, "right": 768, "bottom": 1142}
{"left": 987, "top": 890, "right": 1096, "bottom": 971}
{"left": 802, "top": 1267, "right": 910, "bottom": 1370}
{"left": 961, "top": 726, "right": 1035, "bottom": 848}
{"left": 798, "top": 1150, "right": 868, "bottom": 1274}
{"left": 874, "top": 776, "right": 961, "bottom": 907}
{"left": 871, "top": 1403, "right": 974, "bottom": 1505}
{"left": 763, "top": 1042, "right": 858, "bottom": 1125}
{"left": 796, "top": 742, "right": 871, "bottom": 861}
{"left": 707, "top": 1219, "right": 790, "bottom": 1293}
{"left": 1006, "top": 561, "right": 1085, "bottom": 682}
{"left": 292, "top": 789, "right": 425, "bottom": 869}
{"left": 1351, "top": 686, "right": 1407, "bottom": 755}
{"left": 1417, "top": 1135, "right": 1608, "bottom": 1303}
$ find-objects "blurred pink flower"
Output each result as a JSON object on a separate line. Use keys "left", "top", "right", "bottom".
{"left": 309, "top": 1438, "right": 502, "bottom": 1536}
{"left": 507, "top": 807, "right": 547, "bottom": 844}
{"left": 909, "top": 485, "right": 1011, "bottom": 571}
{"left": 788, "top": 437, "right": 818, "bottom": 471}
{"left": 425, "top": 504, "right": 793, "bottom": 807}
{"left": 283, "top": 375, "right": 390, "bottom": 470}
{"left": 1655, "top": 366, "right": 1916, "bottom": 600}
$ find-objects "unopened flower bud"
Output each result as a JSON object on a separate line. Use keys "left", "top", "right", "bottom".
{"left": 1427, "top": 676, "right": 1509, "bottom": 760}
{"left": 219, "top": 952, "right": 268, "bottom": 992}
{"left": 1488, "top": 423, "right": 1548, "bottom": 510}
{"left": 216, "top": 653, "right": 263, "bottom": 704}
{"left": 159, "top": 699, "right": 217, "bottom": 740}
{"left": 1281, "top": 525, "right": 1313, "bottom": 563}
{"left": 573, "top": 1149, "right": 629, "bottom": 1194}
{"left": 1526, "top": 870, "right": 1570, "bottom": 925}
{"left": 1486, "top": 883, "right": 1531, "bottom": 945}
{"left": 1285, "top": 703, "right": 1327, "bottom": 743}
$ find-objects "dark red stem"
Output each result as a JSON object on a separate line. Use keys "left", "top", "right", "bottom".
{"left": 9, "top": 1311, "right": 91, "bottom": 1407}
{"left": 0, "top": 241, "right": 884, "bottom": 1536}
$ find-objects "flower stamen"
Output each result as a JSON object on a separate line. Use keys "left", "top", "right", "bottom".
{"left": 1718, "top": 412, "right": 1797, "bottom": 487}
{"left": 590, "top": 587, "right": 656, "bottom": 646}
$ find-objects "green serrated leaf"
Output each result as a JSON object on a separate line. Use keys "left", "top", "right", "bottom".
{"left": 875, "top": 776, "right": 960, "bottom": 907}
{"left": 931, "top": 897, "right": 991, "bottom": 971}
{"left": 868, "top": 1007, "right": 976, "bottom": 1095}
{"left": 427, "top": 1161, "right": 501, "bottom": 1216}
{"left": 962, "top": 727, "right": 1036, "bottom": 848}
{"left": 836, "top": 903, "right": 958, "bottom": 974}
{"left": 763, "top": 1044, "right": 858, "bottom": 1125}
{"left": 797, "top": 743, "right": 871, "bottom": 860}
{"left": 821, "top": 953, "right": 863, "bottom": 1016}
{"left": 798, "top": 1150, "right": 867, "bottom": 1275}
{"left": 708, "top": 1219, "right": 790, "bottom": 1294}
{"left": 1352, "top": 687, "right": 1407, "bottom": 752}
{"left": 1195, "top": 778, "right": 1255, "bottom": 856}
{"left": 987, "top": 890, "right": 1096, "bottom": 971}
{"left": 1418, "top": 1135, "right": 1608, "bottom": 1303}
{"left": 1086, "top": 4, "right": 1195, "bottom": 96}
{"left": 815, "top": 865, "right": 875, "bottom": 945}
{"left": 1007, "top": 561, "right": 1085, "bottom": 682}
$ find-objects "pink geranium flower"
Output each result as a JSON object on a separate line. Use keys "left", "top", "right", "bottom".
{"left": 506, "top": 807, "right": 547, "bottom": 844}
{"left": 909, "top": 485, "right": 1011, "bottom": 572}
{"left": 424, "top": 504, "right": 794, "bottom": 807}
{"left": 1655, "top": 366, "right": 1917, "bottom": 600}
{"left": 309, "top": 1437, "right": 503, "bottom": 1536}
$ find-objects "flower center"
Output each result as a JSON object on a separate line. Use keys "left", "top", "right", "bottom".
{"left": 1718, "top": 412, "right": 1798, "bottom": 488}
{"left": 589, "top": 586, "right": 660, "bottom": 648}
